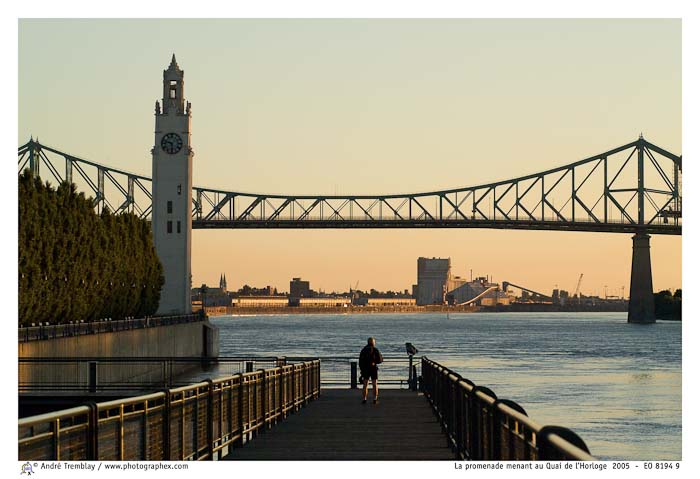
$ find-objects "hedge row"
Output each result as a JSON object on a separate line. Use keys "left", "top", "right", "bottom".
{"left": 18, "top": 170, "right": 164, "bottom": 325}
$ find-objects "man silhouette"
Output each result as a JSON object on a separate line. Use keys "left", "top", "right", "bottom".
{"left": 359, "top": 337, "right": 383, "bottom": 404}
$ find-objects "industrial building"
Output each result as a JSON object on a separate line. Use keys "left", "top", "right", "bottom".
{"left": 416, "top": 257, "right": 452, "bottom": 305}
{"left": 353, "top": 298, "right": 416, "bottom": 307}
{"left": 231, "top": 296, "right": 289, "bottom": 308}
{"left": 290, "top": 278, "right": 311, "bottom": 298}
{"left": 415, "top": 258, "right": 510, "bottom": 307}
{"left": 447, "top": 276, "right": 510, "bottom": 306}
{"left": 298, "top": 297, "right": 351, "bottom": 308}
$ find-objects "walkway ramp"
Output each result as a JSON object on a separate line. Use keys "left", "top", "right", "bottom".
{"left": 223, "top": 389, "right": 454, "bottom": 460}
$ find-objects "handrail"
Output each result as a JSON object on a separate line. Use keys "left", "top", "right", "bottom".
{"left": 421, "top": 357, "right": 594, "bottom": 461}
{"left": 18, "top": 355, "right": 412, "bottom": 393}
{"left": 18, "top": 358, "right": 321, "bottom": 461}
{"left": 18, "top": 405, "right": 91, "bottom": 427}
{"left": 18, "top": 314, "right": 205, "bottom": 342}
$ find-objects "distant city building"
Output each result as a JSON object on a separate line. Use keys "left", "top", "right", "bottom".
{"left": 235, "top": 285, "right": 277, "bottom": 296}
{"left": 416, "top": 257, "right": 451, "bottom": 305}
{"left": 192, "top": 282, "right": 232, "bottom": 307}
{"left": 447, "top": 276, "right": 510, "bottom": 307}
{"left": 552, "top": 289, "right": 570, "bottom": 305}
{"left": 448, "top": 275, "right": 468, "bottom": 292}
{"left": 298, "top": 297, "right": 351, "bottom": 308}
{"left": 290, "top": 277, "right": 311, "bottom": 298}
{"left": 190, "top": 272, "right": 233, "bottom": 306}
{"left": 232, "top": 296, "right": 288, "bottom": 308}
{"left": 354, "top": 298, "right": 416, "bottom": 307}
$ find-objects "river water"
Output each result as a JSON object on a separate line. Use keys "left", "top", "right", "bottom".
{"left": 210, "top": 312, "right": 681, "bottom": 461}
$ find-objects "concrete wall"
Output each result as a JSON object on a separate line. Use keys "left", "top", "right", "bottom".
{"left": 19, "top": 320, "right": 218, "bottom": 390}
{"left": 19, "top": 321, "right": 211, "bottom": 358}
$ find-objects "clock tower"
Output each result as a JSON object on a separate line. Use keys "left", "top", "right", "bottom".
{"left": 152, "top": 54, "right": 192, "bottom": 314}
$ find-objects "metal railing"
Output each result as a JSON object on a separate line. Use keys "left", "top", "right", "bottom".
{"left": 18, "top": 314, "right": 205, "bottom": 343}
{"left": 19, "top": 356, "right": 287, "bottom": 394}
{"left": 421, "top": 357, "right": 595, "bottom": 461}
{"left": 19, "top": 355, "right": 416, "bottom": 394}
{"left": 288, "top": 356, "right": 414, "bottom": 388}
{"left": 18, "top": 359, "right": 320, "bottom": 460}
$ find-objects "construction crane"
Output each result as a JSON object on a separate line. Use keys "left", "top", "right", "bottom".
{"left": 349, "top": 280, "right": 360, "bottom": 299}
{"left": 573, "top": 274, "right": 584, "bottom": 300}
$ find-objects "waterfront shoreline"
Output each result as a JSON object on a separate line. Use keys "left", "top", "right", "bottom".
{"left": 203, "top": 303, "right": 628, "bottom": 317}
{"left": 204, "top": 305, "right": 477, "bottom": 317}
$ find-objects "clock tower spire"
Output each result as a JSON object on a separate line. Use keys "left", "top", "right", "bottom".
{"left": 152, "top": 54, "right": 193, "bottom": 315}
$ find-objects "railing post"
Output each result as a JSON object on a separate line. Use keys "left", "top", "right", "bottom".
{"left": 302, "top": 363, "right": 307, "bottom": 404}
{"left": 291, "top": 365, "right": 296, "bottom": 410}
{"left": 53, "top": 417, "right": 60, "bottom": 460}
{"left": 350, "top": 361, "right": 357, "bottom": 389}
{"left": 316, "top": 360, "right": 321, "bottom": 398}
{"left": 259, "top": 370, "right": 267, "bottom": 432}
{"left": 162, "top": 389, "right": 171, "bottom": 460}
{"left": 227, "top": 378, "right": 234, "bottom": 450}
{"left": 88, "top": 361, "right": 97, "bottom": 393}
{"left": 237, "top": 375, "right": 244, "bottom": 447}
{"left": 455, "top": 384, "right": 464, "bottom": 459}
{"left": 86, "top": 402, "right": 98, "bottom": 460}
{"left": 408, "top": 355, "right": 414, "bottom": 389}
{"left": 276, "top": 369, "right": 283, "bottom": 423}
{"left": 206, "top": 379, "right": 214, "bottom": 460}
{"left": 143, "top": 399, "right": 149, "bottom": 460}
{"left": 306, "top": 363, "right": 311, "bottom": 403}
{"left": 119, "top": 403, "right": 124, "bottom": 460}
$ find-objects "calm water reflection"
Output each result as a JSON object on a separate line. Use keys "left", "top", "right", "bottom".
{"left": 211, "top": 312, "right": 681, "bottom": 460}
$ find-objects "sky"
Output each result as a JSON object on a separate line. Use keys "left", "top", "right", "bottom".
{"left": 18, "top": 19, "right": 681, "bottom": 296}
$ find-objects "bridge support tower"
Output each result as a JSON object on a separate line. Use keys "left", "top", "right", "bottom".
{"left": 628, "top": 232, "right": 655, "bottom": 324}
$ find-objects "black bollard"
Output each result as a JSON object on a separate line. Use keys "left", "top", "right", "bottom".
{"left": 88, "top": 361, "right": 97, "bottom": 393}
{"left": 350, "top": 361, "right": 358, "bottom": 389}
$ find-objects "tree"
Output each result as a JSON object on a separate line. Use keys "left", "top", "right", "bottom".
{"left": 18, "top": 170, "right": 164, "bottom": 325}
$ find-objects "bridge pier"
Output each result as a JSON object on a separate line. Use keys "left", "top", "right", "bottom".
{"left": 628, "top": 232, "right": 655, "bottom": 324}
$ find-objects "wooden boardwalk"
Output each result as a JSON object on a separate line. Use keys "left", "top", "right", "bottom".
{"left": 223, "top": 389, "right": 455, "bottom": 460}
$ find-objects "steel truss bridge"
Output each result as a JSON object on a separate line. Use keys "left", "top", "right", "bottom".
{"left": 18, "top": 137, "right": 681, "bottom": 235}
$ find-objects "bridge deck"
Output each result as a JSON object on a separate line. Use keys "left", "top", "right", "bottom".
{"left": 223, "top": 389, "right": 454, "bottom": 460}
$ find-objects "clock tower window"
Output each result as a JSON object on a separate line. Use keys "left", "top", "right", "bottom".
{"left": 169, "top": 80, "right": 177, "bottom": 99}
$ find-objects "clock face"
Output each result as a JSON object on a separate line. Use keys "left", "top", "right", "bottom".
{"left": 161, "top": 133, "right": 183, "bottom": 154}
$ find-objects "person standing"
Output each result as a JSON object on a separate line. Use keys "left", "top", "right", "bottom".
{"left": 359, "top": 337, "right": 383, "bottom": 404}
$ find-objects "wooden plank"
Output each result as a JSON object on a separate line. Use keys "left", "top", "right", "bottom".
{"left": 223, "top": 389, "right": 454, "bottom": 460}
